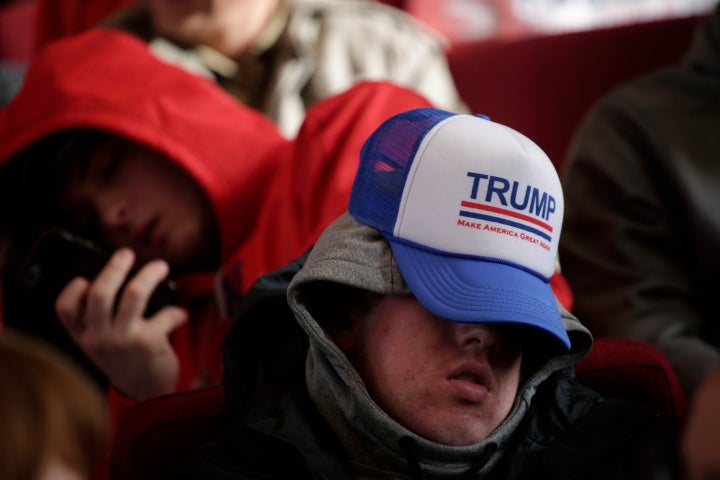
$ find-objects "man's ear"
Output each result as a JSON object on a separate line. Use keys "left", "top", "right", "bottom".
{"left": 330, "top": 312, "right": 362, "bottom": 352}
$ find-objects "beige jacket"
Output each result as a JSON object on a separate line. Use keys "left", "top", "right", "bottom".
{"left": 107, "top": 0, "right": 468, "bottom": 137}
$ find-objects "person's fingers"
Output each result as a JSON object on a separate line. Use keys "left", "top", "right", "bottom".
{"left": 55, "top": 276, "right": 91, "bottom": 335}
{"left": 84, "top": 248, "right": 135, "bottom": 331}
{"left": 114, "top": 259, "right": 171, "bottom": 328}
{"left": 147, "top": 306, "right": 189, "bottom": 336}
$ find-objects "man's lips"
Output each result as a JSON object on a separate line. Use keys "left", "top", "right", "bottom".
{"left": 447, "top": 363, "right": 493, "bottom": 403}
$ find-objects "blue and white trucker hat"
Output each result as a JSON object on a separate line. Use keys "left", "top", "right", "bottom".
{"left": 349, "top": 108, "right": 570, "bottom": 349}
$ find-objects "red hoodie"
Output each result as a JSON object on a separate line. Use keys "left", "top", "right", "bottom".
{"left": 0, "top": 28, "right": 435, "bottom": 423}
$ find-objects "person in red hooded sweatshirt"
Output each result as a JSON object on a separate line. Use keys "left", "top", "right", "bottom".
{"left": 0, "top": 27, "right": 436, "bottom": 432}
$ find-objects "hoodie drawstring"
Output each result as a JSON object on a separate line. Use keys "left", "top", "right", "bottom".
{"left": 399, "top": 436, "right": 424, "bottom": 480}
{"left": 457, "top": 442, "right": 496, "bottom": 479}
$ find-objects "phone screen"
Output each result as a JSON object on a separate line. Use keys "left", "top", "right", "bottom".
{"left": 16, "top": 227, "right": 177, "bottom": 316}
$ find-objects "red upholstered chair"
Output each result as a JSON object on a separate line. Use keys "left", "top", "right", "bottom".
{"left": 575, "top": 337, "right": 686, "bottom": 427}
{"left": 447, "top": 13, "right": 705, "bottom": 172}
{"left": 108, "top": 337, "right": 686, "bottom": 480}
{"left": 35, "top": 0, "right": 136, "bottom": 50}
{"left": 109, "top": 385, "right": 229, "bottom": 480}
{"left": 0, "top": 0, "right": 38, "bottom": 63}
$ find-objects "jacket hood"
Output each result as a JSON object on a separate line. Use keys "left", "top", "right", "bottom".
{"left": 0, "top": 28, "right": 289, "bottom": 262}
{"left": 287, "top": 213, "right": 592, "bottom": 477}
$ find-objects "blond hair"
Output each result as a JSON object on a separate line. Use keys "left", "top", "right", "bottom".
{"left": 0, "top": 329, "right": 108, "bottom": 480}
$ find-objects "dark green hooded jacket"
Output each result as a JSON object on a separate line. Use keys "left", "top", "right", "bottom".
{"left": 176, "top": 214, "right": 679, "bottom": 480}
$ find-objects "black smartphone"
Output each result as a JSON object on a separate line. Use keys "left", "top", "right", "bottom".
{"left": 15, "top": 227, "right": 178, "bottom": 317}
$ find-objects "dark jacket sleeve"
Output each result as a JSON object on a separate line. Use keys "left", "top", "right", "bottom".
{"left": 559, "top": 75, "right": 720, "bottom": 397}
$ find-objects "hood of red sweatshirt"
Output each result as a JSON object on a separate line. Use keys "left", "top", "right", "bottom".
{"left": 0, "top": 28, "right": 289, "bottom": 263}
{"left": 0, "top": 28, "right": 435, "bottom": 297}
{"left": 223, "top": 77, "right": 435, "bottom": 295}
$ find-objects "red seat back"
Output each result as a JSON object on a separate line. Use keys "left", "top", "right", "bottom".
{"left": 109, "top": 386, "right": 229, "bottom": 480}
{"left": 0, "top": 0, "right": 38, "bottom": 62}
{"left": 447, "top": 14, "right": 704, "bottom": 171}
{"left": 35, "top": 0, "right": 136, "bottom": 50}
{"left": 575, "top": 337, "right": 686, "bottom": 426}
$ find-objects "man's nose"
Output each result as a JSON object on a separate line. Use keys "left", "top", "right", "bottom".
{"left": 453, "top": 322, "right": 501, "bottom": 352}
{"left": 96, "top": 195, "right": 128, "bottom": 229}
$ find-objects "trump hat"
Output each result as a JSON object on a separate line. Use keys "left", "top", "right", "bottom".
{"left": 349, "top": 108, "right": 570, "bottom": 348}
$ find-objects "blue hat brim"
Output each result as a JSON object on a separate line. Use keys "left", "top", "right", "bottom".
{"left": 386, "top": 237, "right": 571, "bottom": 349}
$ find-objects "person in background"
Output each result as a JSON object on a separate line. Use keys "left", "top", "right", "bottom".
{"left": 558, "top": 5, "right": 720, "bottom": 479}
{"left": 101, "top": 0, "right": 468, "bottom": 137}
{"left": 175, "top": 108, "right": 678, "bottom": 479}
{"left": 0, "top": 28, "right": 435, "bottom": 430}
{"left": 0, "top": 328, "right": 108, "bottom": 480}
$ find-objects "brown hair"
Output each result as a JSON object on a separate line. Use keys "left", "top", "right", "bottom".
{"left": 0, "top": 129, "right": 110, "bottom": 274}
{"left": 0, "top": 329, "right": 109, "bottom": 480}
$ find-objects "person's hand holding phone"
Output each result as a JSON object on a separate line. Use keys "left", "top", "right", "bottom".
{"left": 55, "top": 248, "right": 188, "bottom": 401}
